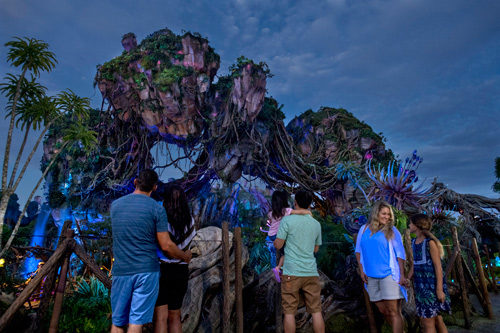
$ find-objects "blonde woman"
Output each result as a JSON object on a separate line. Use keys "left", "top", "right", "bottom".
{"left": 355, "top": 201, "right": 407, "bottom": 333}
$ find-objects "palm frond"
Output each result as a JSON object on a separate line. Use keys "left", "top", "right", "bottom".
{"left": 5, "top": 37, "right": 57, "bottom": 76}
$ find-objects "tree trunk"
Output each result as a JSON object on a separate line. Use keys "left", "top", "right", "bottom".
{"left": 8, "top": 126, "right": 30, "bottom": 188}
{"left": 221, "top": 221, "right": 231, "bottom": 333}
{"left": 2, "top": 67, "right": 28, "bottom": 190}
{"left": 48, "top": 253, "right": 70, "bottom": 333}
{"left": 472, "top": 238, "right": 494, "bottom": 319}
{"left": 452, "top": 227, "right": 471, "bottom": 328}
{"left": 0, "top": 190, "right": 12, "bottom": 247}
{"left": 0, "top": 147, "right": 63, "bottom": 257}
{"left": 234, "top": 227, "right": 243, "bottom": 333}
{"left": 11, "top": 125, "right": 51, "bottom": 193}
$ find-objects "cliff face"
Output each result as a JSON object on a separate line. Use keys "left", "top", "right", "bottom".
{"left": 96, "top": 29, "right": 220, "bottom": 140}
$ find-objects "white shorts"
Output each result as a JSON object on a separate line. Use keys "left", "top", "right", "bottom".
{"left": 367, "top": 275, "right": 403, "bottom": 302}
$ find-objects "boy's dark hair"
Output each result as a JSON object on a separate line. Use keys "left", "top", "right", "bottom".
{"left": 294, "top": 189, "right": 313, "bottom": 209}
{"left": 135, "top": 169, "right": 159, "bottom": 192}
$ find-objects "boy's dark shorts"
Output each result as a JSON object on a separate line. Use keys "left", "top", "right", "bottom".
{"left": 281, "top": 275, "right": 322, "bottom": 314}
{"left": 155, "top": 262, "right": 189, "bottom": 310}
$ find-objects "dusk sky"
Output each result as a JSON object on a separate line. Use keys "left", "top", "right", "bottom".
{"left": 1, "top": 0, "right": 499, "bottom": 204}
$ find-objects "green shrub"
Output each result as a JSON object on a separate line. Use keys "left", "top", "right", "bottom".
{"left": 46, "top": 276, "right": 111, "bottom": 332}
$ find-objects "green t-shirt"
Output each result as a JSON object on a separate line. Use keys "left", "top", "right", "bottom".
{"left": 276, "top": 214, "right": 322, "bottom": 277}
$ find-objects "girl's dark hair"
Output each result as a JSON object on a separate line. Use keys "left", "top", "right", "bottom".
{"left": 271, "top": 190, "right": 290, "bottom": 220}
{"left": 410, "top": 213, "right": 444, "bottom": 258}
{"left": 163, "top": 184, "right": 191, "bottom": 244}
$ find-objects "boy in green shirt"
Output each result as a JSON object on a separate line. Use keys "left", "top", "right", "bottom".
{"left": 274, "top": 189, "right": 324, "bottom": 333}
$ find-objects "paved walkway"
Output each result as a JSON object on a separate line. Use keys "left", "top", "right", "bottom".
{"left": 448, "top": 292, "right": 500, "bottom": 333}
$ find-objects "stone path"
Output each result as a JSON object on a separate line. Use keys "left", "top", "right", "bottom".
{"left": 448, "top": 292, "right": 500, "bottom": 333}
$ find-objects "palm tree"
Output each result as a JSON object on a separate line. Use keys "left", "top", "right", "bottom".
{"left": 0, "top": 89, "right": 92, "bottom": 249}
{"left": 493, "top": 157, "right": 500, "bottom": 194}
{"left": 0, "top": 37, "right": 56, "bottom": 246}
{"left": 0, "top": 122, "right": 98, "bottom": 257}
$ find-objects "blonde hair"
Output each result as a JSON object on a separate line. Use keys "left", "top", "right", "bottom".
{"left": 410, "top": 214, "right": 444, "bottom": 258}
{"left": 368, "top": 201, "right": 395, "bottom": 240}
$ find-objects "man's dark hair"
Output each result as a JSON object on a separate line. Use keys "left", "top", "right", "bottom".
{"left": 294, "top": 189, "right": 313, "bottom": 209}
{"left": 135, "top": 169, "right": 159, "bottom": 192}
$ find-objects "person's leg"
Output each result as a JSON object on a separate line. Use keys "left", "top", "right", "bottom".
{"left": 302, "top": 276, "right": 324, "bottom": 333}
{"left": 311, "top": 312, "right": 325, "bottom": 333}
{"left": 283, "top": 314, "right": 296, "bottom": 333}
{"left": 281, "top": 275, "right": 299, "bottom": 333}
{"left": 153, "top": 305, "right": 169, "bottom": 333}
{"left": 276, "top": 254, "right": 284, "bottom": 271}
{"left": 374, "top": 301, "right": 389, "bottom": 322}
{"left": 167, "top": 309, "right": 182, "bottom": 333}
{"left": 154, "top": 263, "right": 169, "bottom": 333}
{"left": 266, "top": 235, "right": 277, "bottom": 267}
{"left": 384, "top": 300, "right": 403, "bottom": 333}
{"left": 130, "top": 272, "right": 160, "bottom": 327}
{"left": 421, "top": 317, "right": 436, "bottom": 333}
{"left": 110, "top": 275, "right": 133, "bottom": 331}
{"left": 126, "top": 324, "right": 143, "bottom": 333}
{"left": 110, "top": 325, "right": 125, "bottom": 333}
{"left": 435, "top": 315, "right": 448, "bottom": 333}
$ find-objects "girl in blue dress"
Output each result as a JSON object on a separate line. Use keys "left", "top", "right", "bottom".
{"left": 408, "top": 214, "right": 451, "bottom": 333}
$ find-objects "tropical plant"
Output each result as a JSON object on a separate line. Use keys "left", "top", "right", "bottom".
{"left": 44, "top": 277, "right": 111, "bottom": 332}
{"left": 493, "top": 157, "right": 500, "bottom": 194}
{"left": 336, "top": 161, "right": 370, "bottom": 204}
{"left": 0, "top": 37, "right": 57, "bottom": 247}
{"left": 365, "top": 150, "right": 430, "bottom": 210}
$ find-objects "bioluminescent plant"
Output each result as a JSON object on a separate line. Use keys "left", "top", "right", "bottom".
{"left": 365, "top": 150, "right": 430, "bottom": 209}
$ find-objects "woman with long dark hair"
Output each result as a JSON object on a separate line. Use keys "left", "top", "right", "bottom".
{"left": 154, "top": 184, "right": 196, "bottom": 333}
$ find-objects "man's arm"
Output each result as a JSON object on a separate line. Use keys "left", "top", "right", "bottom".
{"left": 314, "top": 245, "right": 320, "bottom": 253}
{"left": 157, "top": 232, "right": 192, "bottom": 263}
{"left": 274, "top": 238, "right": 285, "bottom": 250}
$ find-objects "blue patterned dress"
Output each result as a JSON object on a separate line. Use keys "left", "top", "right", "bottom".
{"left": 412, "top": 238, "right": 451, "bottom": 318}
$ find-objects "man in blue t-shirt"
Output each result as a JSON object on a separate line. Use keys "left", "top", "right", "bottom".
{"left": 110, "top": 169, "right": 192, "bottom": 333}
{"left": 274, "top": 189, "right": 325, "bottom": 333}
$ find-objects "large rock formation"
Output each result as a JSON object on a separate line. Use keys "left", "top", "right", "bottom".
{"left": 96, "top": 30, "right": 219, "bottom": 140}
{"left": 46, "top": 27, "right": 393, "bottom": 214}
{"left": 180, "top": 226, "right": 248, "bottom": 332}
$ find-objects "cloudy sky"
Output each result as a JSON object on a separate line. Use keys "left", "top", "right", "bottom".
{"left": 1, "top": 0, "right": 499, "bottom": 204}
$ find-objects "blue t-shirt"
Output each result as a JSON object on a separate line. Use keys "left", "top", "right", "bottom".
{"left": 359, "top": 229, "right": 392, "bottom": 278}
{"left": 111, "top": 193, "right": 169, "bottom": 276}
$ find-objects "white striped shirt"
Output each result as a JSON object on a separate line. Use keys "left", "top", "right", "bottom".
{"left": 158, "top": 218, "right": 196, "bottom": 265}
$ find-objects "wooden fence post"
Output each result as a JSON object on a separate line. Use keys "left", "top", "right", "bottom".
{"left": 472, "top": 238, "right": 494, "bottom": 319}
{"left": 0, "top": 238, "right": 73, "bottom": 331}
{"left": 452, "top": 227, "right": 471, "bottom": 329}
{"left": 34, "top": 261, "right": 60, "bottom": 332}
{"left": 73, "top": 243, "right": 112, "bottom": 289}
{"left": 234, "top": 227, "right": 243, "bottom": 333}
{"left": 275, "top": 248, "right": 283, "bottom": 333}
{"left": 48, "top": 250, "right": 71, "bottom": 333}
{"left": 483, "top": 244, "right": 498, "bottom": 294}
{"left": 221, "top": 222, "right": 231, "bottom": 332}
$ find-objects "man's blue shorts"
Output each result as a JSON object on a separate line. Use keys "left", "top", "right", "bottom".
{"left": 111, "top": 271, "right": 160, "bottom": 326}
